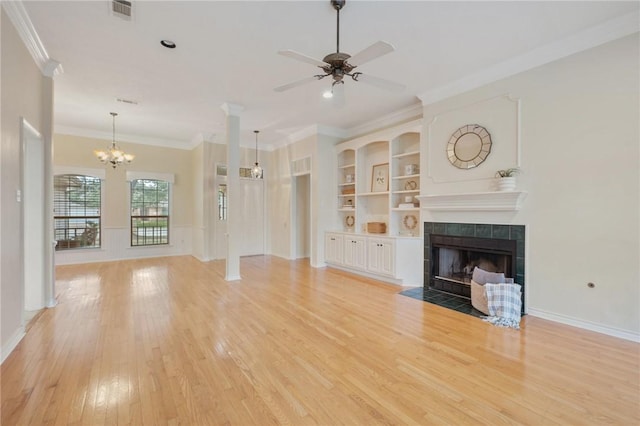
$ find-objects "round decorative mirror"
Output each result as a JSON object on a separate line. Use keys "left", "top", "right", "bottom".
{"left": 447, "top": 124, "right": 492, "bottom": 169}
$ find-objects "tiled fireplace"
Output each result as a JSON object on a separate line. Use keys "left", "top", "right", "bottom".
{"left": 424, "top": 222, "right": 525, "bottom": 311}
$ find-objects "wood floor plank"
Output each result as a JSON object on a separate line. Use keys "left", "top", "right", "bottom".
{"left": 2, "top": 255, "right": 639, "bottom": 425}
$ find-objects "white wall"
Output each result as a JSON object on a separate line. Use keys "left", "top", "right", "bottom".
{"left": 0, "top": 8, "right": 49, "bottom": 361}
{"left": 266, "top": 133, "right": 340, "bottom": 265}
{"left": 422, "top": 35, "right": 639, "bottom": 339}
{"left": 267, "top": 136, "right": 314, "bottom": 259}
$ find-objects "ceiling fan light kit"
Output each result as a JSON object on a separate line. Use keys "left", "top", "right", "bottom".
{"left": 275, "top": 0, "right": 405, "bottom": 96}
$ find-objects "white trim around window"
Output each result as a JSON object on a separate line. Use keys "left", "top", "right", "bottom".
{"left": 125, "top": 171, "right": 175, "bottom": 184}
{"left": 54, "top": 166, "right": 105, "bottom": 180}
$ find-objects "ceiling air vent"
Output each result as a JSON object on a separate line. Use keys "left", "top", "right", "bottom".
{"left": 111, "top": 0, "right": 132, "bottom": 20}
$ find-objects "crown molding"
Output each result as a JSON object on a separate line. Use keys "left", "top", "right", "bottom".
{"left": 2, "top": 0, "right": 63, "bottom": 77}
{"left": 287, "top": 124, "right": 347, "bottom": 145}
{"left": 189, "top": 132, "right": 219, "bottom": 149}
{"left": 418, "top": 11, "right": 640, "bottom": 106}
{"left": 345, "top": 103, "right": 423, "bottom": 139}
{"left": 55, "top": 125, "right": 192, "bottom": 150}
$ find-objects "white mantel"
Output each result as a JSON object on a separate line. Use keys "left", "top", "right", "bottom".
{"left": 417, "top": 191, "right": 527, "bottom": 212}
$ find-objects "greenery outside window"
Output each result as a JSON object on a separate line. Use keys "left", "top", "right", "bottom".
{"left": 54, "top": 174, "right": 101, "bottom": 250}
{"left": 131, "top": 179, "right": 170, "bottom": 246}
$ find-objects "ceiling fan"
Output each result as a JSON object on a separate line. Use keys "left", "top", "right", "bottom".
{"left": 274, "top": 0, "right": 405, "bottom": 95}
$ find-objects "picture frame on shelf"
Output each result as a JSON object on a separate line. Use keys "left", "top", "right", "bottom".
{"left": 371, "top": 163, "right": 389, "bottom": 192}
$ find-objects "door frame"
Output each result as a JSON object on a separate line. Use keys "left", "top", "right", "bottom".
{"left": 21, "top": 118, "right": 50, "bottom": 317}
{"left": 290, "top": 172, "right": 311, "bottom": 260}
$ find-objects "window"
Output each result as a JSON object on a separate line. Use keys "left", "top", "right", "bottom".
{"left": 130, "top": 179, "right": 169, "bottom": 246}
{"left": 54, "top": 174, "right": 101, "bottom": 250}
{"left": 218, "top": 184, "right": 227, "bottom": 220}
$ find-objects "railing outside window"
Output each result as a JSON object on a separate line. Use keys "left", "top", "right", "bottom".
{"left": 54, "top": 174, "right": 101, "bottom": 250}
{"left": 131, "top": 179, "right": 170, "bottom": 246}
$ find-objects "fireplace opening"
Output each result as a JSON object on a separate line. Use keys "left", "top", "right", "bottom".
{"left": 430, "top": 234, "right": 516, "bottom": 298}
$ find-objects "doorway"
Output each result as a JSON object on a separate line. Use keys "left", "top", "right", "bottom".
{"left": 292, "top": 173, "right": 311, "bottom": 259}
{"left": 21, "top": 119, "right": 46, "bottom": 316}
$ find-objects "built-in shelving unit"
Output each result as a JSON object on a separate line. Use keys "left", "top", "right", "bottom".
{"left": 329, "top": 119, "right": 423, "bottom": 286}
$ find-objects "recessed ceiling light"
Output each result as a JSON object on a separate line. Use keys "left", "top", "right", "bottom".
{"left": 160, "top": 40, "right": 176, "bottom": 49}
{"left": 322, "top": 90, "right": 333, "bottom": 99}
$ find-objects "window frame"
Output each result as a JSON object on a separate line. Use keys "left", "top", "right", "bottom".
{"left": 129, "top": 178, "right": 171, "bottom": 247}
{"left": 53, "top": 173, "right": 103, "bottom": 251}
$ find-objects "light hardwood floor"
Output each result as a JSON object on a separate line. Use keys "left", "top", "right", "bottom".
{"left": 2, "top": 255, "right": 638, "bottom": 425}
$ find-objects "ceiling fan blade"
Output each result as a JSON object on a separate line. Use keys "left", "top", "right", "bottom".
{"left": 278, "top": 49, "right": 327, "bottom": 67}
{"left": 355, "top": 73, "right": 406, "bottom": 92}
{"left": 347, "top": 41, "right": 395, "bottom": 67}
{"left": 274, "top": 76, "right": 319, "bottom": 92}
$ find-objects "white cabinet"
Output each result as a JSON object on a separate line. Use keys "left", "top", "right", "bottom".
{"left": 367, "top": 238, "right": 395, "bottom": 276}
{"left": 325, "top": 233, "right": 343, "bottom": 265}
{"left": 329, "top": 120, "right": 423, "bottom": 286}
{"left": 324, "top": 231, "right": 422, "bottom": 286}
{"left": 343, "top": 235, "right": 367, "bottom": 270}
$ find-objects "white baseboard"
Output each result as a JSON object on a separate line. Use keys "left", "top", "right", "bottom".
{"left": 1, "top": 326, "right": 26, "bottom": 364}
{"left": 528, "top": 308, "right": 640, "bottom": 343}
{"left": 192, "top": 254, "right": 212, "bottom": 262}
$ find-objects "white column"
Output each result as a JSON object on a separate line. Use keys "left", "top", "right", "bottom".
{"left": 221, "top": 103, "right": 243, "bottom": 281}
{"left": 42, "top": 59, "right": 61, "bottom": 307}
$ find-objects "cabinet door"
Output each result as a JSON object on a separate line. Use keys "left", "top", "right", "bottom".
{"left": 367, "top": 239, "right": 382, "bottom": 273}
{"left": 378, "top": 239, "right": 395, "bottom": 276}
{"left": 353, "top": 237, "right": 367, "bottom": 270}
{"left": 367, "top": 238, "right": 395, "bottom": 276}
{"left": 325, "top": 233, "right": 343, "bottom": 264}
{"left": 344, "top": 236, "right": 367, "bottom": 270}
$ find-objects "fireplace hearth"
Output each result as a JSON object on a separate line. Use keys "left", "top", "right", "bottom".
{"left": 424, "top": 222, "right": 525, "bottom": 312}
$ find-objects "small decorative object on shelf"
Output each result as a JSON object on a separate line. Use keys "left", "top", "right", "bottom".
{"left": 403, "top": 214, "right": 418, "bottom": 235}
{"left": 367, "top": 222, "right": 386, "bottom": 233}
{"left": 345, "top": 215, "right": 355, "bottom": 228}
{"left": 345, "top": 174, "right": 354, "bottom": 183}
{"left": 342, "top": 187, "right": 355, "bottom": 195}
{"left": 342, "top": 199, "right": 354, "bottom": 208}
{"left": 404, "top": 164, "right": 419, "bottom": 175}
{"left": 404, "top": 180, "right": 417, "bottom": 190}
{"left": 495, "top": 167, "right": 520, "bottom": 191}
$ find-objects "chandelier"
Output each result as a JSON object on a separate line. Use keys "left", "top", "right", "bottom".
{"left": 95, "top": 112, "right": 134, "bottom": 168}
{"left": 251, "top": 130, "right": 263, "bottom": 179}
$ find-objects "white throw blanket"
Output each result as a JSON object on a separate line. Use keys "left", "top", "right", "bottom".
{"left": 483, "top": 283, "right": 522, "bottom": 329}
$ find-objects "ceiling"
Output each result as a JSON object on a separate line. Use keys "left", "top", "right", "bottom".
{"left": 22, "top": 1, "right": 639, "bottom": 150}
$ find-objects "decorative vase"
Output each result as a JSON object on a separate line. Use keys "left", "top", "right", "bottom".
{"left": 496, "top": 177, "right": 516, "bottom": 191}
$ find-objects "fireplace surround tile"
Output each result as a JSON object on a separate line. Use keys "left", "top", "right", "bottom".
{"left": 424, "top": 221, "right": 526, "bottom": 314}
{"left": 433, "top": 222, "right": 446, "bottom": 234}
{"left": 491, "top": 224, "right": 510, "bottom": 239}
{"left": 476, "top": 224, "right": 492, "bottom": 238}
{"left": 510, "top": 225, "right": 525, "bottom": 241}
{"left": 460, "top": 223, "right": 476, "bottom": 237}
